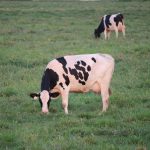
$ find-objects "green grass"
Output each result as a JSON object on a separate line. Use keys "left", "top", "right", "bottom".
{"left": 0, "top": 1, "right": 150, "bottom": 150}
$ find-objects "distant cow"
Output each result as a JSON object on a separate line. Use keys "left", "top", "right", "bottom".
{"left": 30, "top": 54, "right": 115, "bottom": 114}
{"left": 94, "top": 13, "right": 125, "bottom": 39}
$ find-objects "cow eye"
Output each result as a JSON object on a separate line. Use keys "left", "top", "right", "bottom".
{"left": 47, "top": 99, "right": 51, "bottom": 108}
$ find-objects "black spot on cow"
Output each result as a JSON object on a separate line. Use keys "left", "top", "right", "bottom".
{"left": 78, "top": 72, "right": 83, "bottom": 80}
{"left": 69, "top": 68, "right": 79, "bottom": 80}
{"left": 74, "top": 63, "right": 89, "bottom": 82}
{"left": 114, "top": 13, "right": 124, "bottom": 26}
{"left": 87, "top": 65, "right": 91, "bottom": 71}
{"left": 69, "top": 61, "right": 91, "bottom": 85}
{"left": 91, "top": 57, "right": 96, "bottom": 63}
{"left": 47, "top": 99, "right": 50, "bottom": 108}
{"left": 39, "top": 98, "right": 42, "bottom": 108}
{"left": 105, "top": 15, "right": 112, "bottom": 28}
{"left": 81, "top": 60, "right": 86, "bottom": 66}
{"left": 41, "top": 69, "right": 59, "bottom": 91}
{"left": 59, "top": 82, "right": 65, "bottom": 89}
{"left": 94, "top": 17, "right": 105, "bottom": 38}
{"left": 57, "top": 57, "right": 68, "bottom": 74}
{"left": 79, "top": 80, "right": 86, "bottom": 85}
{"left": 74, "top": 64, "right": 85, "bottom": 71}
{"left": 84, "top": 72, "right": 89, "bottom": 81}
{"left": 77, "top": 61, "right": 80, "bottom": 65}
{"left": 63, "top": 74, "right": 70, "bottom": 86}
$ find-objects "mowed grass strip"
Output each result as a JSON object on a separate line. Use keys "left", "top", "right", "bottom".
{"left": 0, "top": 1, "right": 150, "bottom": 150}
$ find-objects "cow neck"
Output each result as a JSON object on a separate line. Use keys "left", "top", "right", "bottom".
{"left": 41, "top": 68, "right": 59, "bottom": 92}
{"left": 97, "top": 17, "right": 105, "bottom": 33}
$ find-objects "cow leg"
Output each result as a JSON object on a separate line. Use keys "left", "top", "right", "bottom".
{"left": 122, "top": 29, "right": 125, "bottom": 37}
{"left": 115, "top": 28, "right": 118, "bottom": 38}
{"left": 99, "top": 65, "right": 114, "bottom": 112}
{"left": 61, "top": 90, "right": 69, "bottom": 114}
{"left": 100, "top": 84, "right": 110, "bottom": 112}
{"left": 107, "top": 31, "right": 111, "bottom": 39}
{"left": 104, "top": 30, "right": 107, "bottom": 40}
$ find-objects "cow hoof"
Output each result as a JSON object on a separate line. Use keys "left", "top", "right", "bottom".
{"left": 98, "top": 111, "right": 106, "bottom": 116}
{"left": 65, "top": 112, "right": 68, "bottom": 115}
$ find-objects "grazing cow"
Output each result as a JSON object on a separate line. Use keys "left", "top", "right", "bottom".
{"left": 94, "top": 13, "right": 125, "bottom": 39}
{"left": 30, "top": 53, "right": 115, "bottom": 114}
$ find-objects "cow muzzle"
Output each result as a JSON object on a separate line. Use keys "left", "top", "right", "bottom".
{"left": 42, "top": 107, "right": 49, "bottom": 114}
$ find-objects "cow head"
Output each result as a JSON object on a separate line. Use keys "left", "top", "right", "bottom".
{"left": 30, "top": 90, "right": 50, "bottom": 113}
{"left": 94, "top": 29, "right": 100, "bottom": 38}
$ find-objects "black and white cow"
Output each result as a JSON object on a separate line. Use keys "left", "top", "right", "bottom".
{"left": 94, "top": 13, "right": 125, "bottom": 39}
{"left": 30, "top": 53, "right": 115, "bottom": 114}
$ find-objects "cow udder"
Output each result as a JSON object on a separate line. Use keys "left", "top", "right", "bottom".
{"left": 90, "top": 82, "right": 101, "bottom": 94}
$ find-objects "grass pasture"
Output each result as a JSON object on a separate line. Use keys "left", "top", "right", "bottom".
{"left": 0, "top": 0, "right": 150, "bottom": 150}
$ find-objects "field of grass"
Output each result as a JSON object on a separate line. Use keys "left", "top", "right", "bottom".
{"left": 0, "top": 0, "right": 150, "bottom": 150}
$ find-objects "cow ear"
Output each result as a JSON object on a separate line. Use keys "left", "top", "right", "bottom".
{"left": 49, "top": 92, "right": 60, "bottom": 99}
{"left": 30, "top": 93, "right": 40, "bottom": 100}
